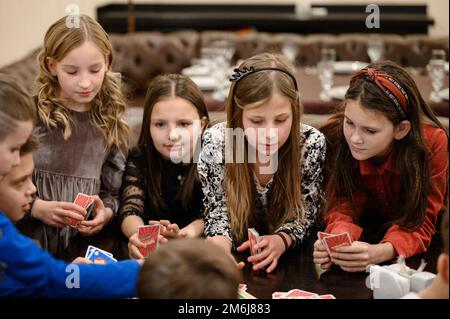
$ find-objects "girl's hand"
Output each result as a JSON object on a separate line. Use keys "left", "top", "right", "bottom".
{"left": 330, "top": 241, "right": 395, "bottom": 272}
{"left": 313, "top": 239, "right": 332, "bottom": 270}
{"left": 78, "top": 196, "right": 113, "bottom": 236}
{"left": 128, "top": 232, "right": 145, "bottom": 260}
{"left": 32, "top": 199, "right": 86, "bottom": 228}
{"left": 237, "top": 234, "right": 287, "bottom": 273}
{"left": 150, "top": 219, "right": 186, "bottom": 244}
{"left": 71, "top": 257, "right": 93, "bottom": 264}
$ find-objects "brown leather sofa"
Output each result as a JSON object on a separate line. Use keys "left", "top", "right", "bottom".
{"left": 1, "top": 31, "right": 448, "bottom": 96}
{"left": 1, "top": 30, "right": 447, "bottom": 144}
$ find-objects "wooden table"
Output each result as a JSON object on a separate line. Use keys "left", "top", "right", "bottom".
{"left": 60, "top": 224, "right": 443, "bottom": 299}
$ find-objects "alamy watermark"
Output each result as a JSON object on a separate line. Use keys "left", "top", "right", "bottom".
{"left": 65, "top": 4, "right": 80, "bottom": 28}
{"left": 65, "top": 263, "right": 80, "bottom": 288}
{"left": 168, "top": 120, "right": 279, "bottom": 174}
{"left": 365, "top": 4, "right": 380, "bottom": 29}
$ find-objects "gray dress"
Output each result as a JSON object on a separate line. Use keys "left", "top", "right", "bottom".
{"left": 19, "top": 110, "right": 127, "bottom": 257}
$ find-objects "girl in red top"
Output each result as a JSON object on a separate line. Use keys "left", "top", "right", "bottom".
{"left": 314, "top": 61, "right": 448, "bottom": 272}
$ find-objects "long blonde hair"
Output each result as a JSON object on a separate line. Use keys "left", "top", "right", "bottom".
{"left": 35, "top": 14, "right": 129, "bottom": 149}
{"left": 225, "top": 53, "right": 305, "bottom": 242}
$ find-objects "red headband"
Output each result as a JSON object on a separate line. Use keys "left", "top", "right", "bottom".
{"left": 351, "top": 68, "right": 409, "bottom": 119}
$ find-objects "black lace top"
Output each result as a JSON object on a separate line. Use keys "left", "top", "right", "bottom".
{"left": 117, "top": 145, "right": 204, "bottom": 228}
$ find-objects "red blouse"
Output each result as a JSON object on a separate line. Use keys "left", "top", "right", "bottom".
{"left": 325, "top": 125, "right": 448, "bottom": 258}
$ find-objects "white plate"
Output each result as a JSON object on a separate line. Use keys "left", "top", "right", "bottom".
{"left": 334, "top": 61, "right": 369, "bottom": 74}
{"left": 439, "top": 88, "right": 449, "bottom": 101}
{"left": 190, "top": 75, "right": 218, "bottom": 91}
{"left": 327, "top": 85, "right": 349, "bottom": 100}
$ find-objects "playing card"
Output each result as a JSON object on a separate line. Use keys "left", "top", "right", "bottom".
{"left": 322, "top": 232, "right": 352, "bottom": 254}
{"left": 316, "top": 294, "right": 336, "bottom": 299}
{"left": 272, "top": 292, "right": 287, "bottom": 299}
{"left": 85, "top": 245, "right": 113, "bottom": 259}
{"left": 317, "top": 231, "right": 333, "bottom": 240}
{"left": 283, "top": 289, "right": 318, "bottom": 299}
{"left": 238, "top": 289, "right": 257, "bottom": 299}
{"left": 86, "top": 246, "right": 117, "bottom": 264}
{"left": 67, "top": 193, "right": 92, "bottom": 227}
{"left": 138, "top": 224, "right": 161, "bottom": 257}
{"left": 248, "top": 227, "right": 261, "bottom": 257}
{"left": 239, "top": 283, "right": 247, "bottom": 291}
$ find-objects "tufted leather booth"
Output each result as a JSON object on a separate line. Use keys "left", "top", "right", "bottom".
{"left": 1, "top": 31, "right": 447, "bottom": 97}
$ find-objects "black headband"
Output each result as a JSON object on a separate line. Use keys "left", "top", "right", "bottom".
{"left": 229, "top": 66, "right": 298, "bottom": 91}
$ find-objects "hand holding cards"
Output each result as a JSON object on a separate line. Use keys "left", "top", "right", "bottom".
{"left": 85, "top": 245, "right": 117, "bottom": 264}
{"left": 317, "top": 231, "right": 352, "bottom": 255}
{"left": 138, "top": 224, "right": 161, "bottom": 257}
{"left": 248, "top": 228, "right": 261, "bottom": 258}
{"left": 67, "top": 193, "right": 94, "bottom": 228}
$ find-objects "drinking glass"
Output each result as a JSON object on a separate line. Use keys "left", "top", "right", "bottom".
{"left": 318, "top": 48, "right": 336, "bottom": 101}
{"left": 282, "top": 40, "right": 299, "bottom": 65}
{"left": 367, "top": 34, "right": 384, "bottom": 63}
{"left": 427, "top": 49, "right": 446, "bottom": 102}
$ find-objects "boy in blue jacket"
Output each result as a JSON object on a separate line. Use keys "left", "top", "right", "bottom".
{"left": 0, "top": 76, "right": 141, "bottom": 298}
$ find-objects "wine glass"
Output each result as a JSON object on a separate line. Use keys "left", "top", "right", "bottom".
{"left": 427, "top": 49, "right": 446, "bottom": 102}
{"left": 318, "top": 48, "right": 336, "bottom": 101}
{"left": 367, "top": 34, "right": 384, "bottom": 63}
{"left": 282, "top": 40, "right": 299, "bottom": 66}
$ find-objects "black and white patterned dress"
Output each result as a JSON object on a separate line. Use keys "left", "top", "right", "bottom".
{"left": 197, "top": 122, "right": 326, "bottom": 249}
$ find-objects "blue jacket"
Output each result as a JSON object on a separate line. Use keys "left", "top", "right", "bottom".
{"left": 0, "top": 211, "right": 140, "bottom": 298}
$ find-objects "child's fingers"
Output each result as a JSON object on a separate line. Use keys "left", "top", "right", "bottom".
{"left": 321, "top": 261, "right": 333, "bottom": 270}
{"left": 314, "top": 256, "right": 330, "bottom": 265}
{"left": 313, "top": 250, "right": 329, "bottom": 259}
{"left": 62, "top": 209, "right": 85, "bottom": 221}
{"left": 166, "top": 223, "right": 179, "bottom": 233}
{"left": 253, "top": 238, "right": 268, "bottom": 251}
{"left": 252, "top": 252, "right": 274, "bottom": 271}
{"left": 236, "top": 240, "right": 250, "bottom": 252}
{"left": 80, "top": 218, "right": 102, "bottom": 228}
{"left": 129, "top": 245, "right": 144, "bottom": 260}
{"left": 265, "top": 257, "right": 279, "bottom": 273}
{"left": 236, "top": 261, "right": 246, "bottom": 269}
{"left": 313, "top": 239, "right": 327, "bottom": 251}
{"left": 157, "top": 220, "right": 171, "bottom": 226}
{"left": 248, "top": 247, "right": 270, "bottom": 265}
{"left": 64, "top": 203, "right": 87, "bottom": 216}
{"left": 130, "top": 236, "right": 145, "bottom": 248}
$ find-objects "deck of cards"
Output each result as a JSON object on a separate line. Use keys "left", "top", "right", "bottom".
{"left": 318, "top": 231, "right": 353, "bottom": 255}
{"left": 272, "top": 289, "right": 336, "bottom": 299}
{"left": 248, "top": 227, "right": 261, "bottom": 258}
{"left": 67, "top": 193, "right": 95, "bottom": 228}
{"left": 138, "top": 224, "right": 161, "bottom": 257}
{"left": 85, "top": 245, "right": 117, "bottom": 264}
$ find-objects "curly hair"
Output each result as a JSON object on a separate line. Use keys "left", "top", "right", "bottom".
{"left": 35, "top": 14, "right": 129, "bottom": 149}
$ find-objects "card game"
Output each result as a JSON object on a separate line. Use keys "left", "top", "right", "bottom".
{"left": 85, "top": 245, "right": 117, "bottom": 264}
{"left": 138, "top": 224, "right": 161, "bottom": 257}
{"left": 272, "top": 289, "right": 336, "bottom": 299}
{"left": 67, "top": 193, "right": 95, "bottom": 228}
{"left": 321, "top": 232, "right": 353, "bottom": 255}
{"left": 248, "top": 227, "right": 261, "bottom": 257}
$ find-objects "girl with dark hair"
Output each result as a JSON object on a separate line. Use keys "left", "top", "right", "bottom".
{"left": 314, "top": 61, "right": 448, "bottom": 272}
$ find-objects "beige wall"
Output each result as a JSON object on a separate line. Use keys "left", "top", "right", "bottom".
{"left": 0, "top": 0, "right": 448, "bottom": 68}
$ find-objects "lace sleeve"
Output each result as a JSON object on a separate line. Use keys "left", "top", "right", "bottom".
{"left": 116, "top": 147, "right": 146, "bottom": 224}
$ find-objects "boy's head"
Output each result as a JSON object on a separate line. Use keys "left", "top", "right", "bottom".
{"left": 137, "top": 238, "right": 242, "bottom": 299}
{"left": 0, "top": 74, "right": 36, "bottom": 177}
{"left": 0, "top": 135, "right": 38, "bottom": 221}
